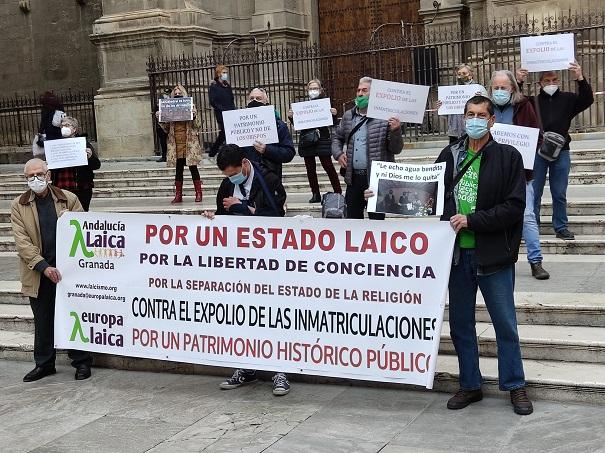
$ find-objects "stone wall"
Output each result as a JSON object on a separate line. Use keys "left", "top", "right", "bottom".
{"left": 0, "top": 0, "right": 102, "bottom": 95}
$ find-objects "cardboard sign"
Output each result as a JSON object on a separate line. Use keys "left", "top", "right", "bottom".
{"left": 223, "top": 106, "right": 279, "bottom": 147}
{"left": 159, "top": 97, "right": 193, "bottom": 122}
{"left": 367, "top": 161, "right": 445, "bottom": 216}
{"left": 367, "top": 79, "right": 430, "bottom": 124}
{"left": 44, "top": 137, "right": 88, "bottom": 170}
{"left": 291, "top": 98, "right": 333, "bottom": 131}
{"left": 437, "top": 84, "right": 486, "bottom": 115}
{"left": 490, "top": 123, "right": 540, "bottom": 170}
{"left": 520, "top": 33, "right": 575, "bottom": 72}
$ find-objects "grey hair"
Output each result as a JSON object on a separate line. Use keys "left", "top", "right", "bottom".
{"left": 359, "top": 76, "right": 373, "bottom": 85}
{"left": 24, "top": 158, "right": 48, "bottom": 174}
{"left": 455, "top": 64, "right": 474, "bottom": 75}
{"left": 489, "top": 70, "right": 524, "bottom": 105}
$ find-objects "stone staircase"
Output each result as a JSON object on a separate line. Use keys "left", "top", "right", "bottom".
{"left": 1, "top": 136, "right": 604, "bottom": 403}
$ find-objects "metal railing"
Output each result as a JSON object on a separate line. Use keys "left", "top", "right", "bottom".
{"left": 0, "top": 90, "right": 97, "bottom": 147}
{"left": 147, "top": 9, "right": 605, "bottom": 147}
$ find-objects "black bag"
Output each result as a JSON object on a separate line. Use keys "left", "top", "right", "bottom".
{"left": 299, "top": 128, "right": 320, "bottom": 148}
{"left": 321, "top": 192, "right": 347, "bottom": 219}
{"left": 538, "top": 131, "right": 566, "bottom": 162}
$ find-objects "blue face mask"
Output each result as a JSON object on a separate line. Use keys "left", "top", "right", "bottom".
{"left": 229, "top": 170, "right": 246, "bottom": 185}
{"left": 492, "top": 89, "right": 511, "bottom": 106}
{"left": 465, "top": 118, "right": 489, "bottom": 140}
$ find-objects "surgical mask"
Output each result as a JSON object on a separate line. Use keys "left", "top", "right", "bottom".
{"left": 308, "top": 89, "right": 320, "bottom": 99}
{"left": 543, "top": 85, "right": 559, "bottom": 96}
{"left": 492, "top": 89, "right": 511, "bottom": 106}
{"left": 61, "top": 126, "right": 72, "bottom": 138}
{"left": 27, "top": 177, "right": 48, "bottom": 194}
{"left": 220, "top": 73, "right": 229, "bottom": 82}
{"left": 355, "top": 95, "right": 369, "bottom": 109}
{"left": 247, "top": 100, "right": 264, "bottom": 108}
{"left": 229, "top": 170, "right": 246, "bottom": 185}
{"left": 465, "top": 118, "right": 489, "bottom": 140}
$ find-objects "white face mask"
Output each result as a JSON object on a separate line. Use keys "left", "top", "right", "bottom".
{"left": 28, "top": 177, "right": 48, "bottom": 194}
{"left": 543, "top": 84, "right": 559, "bottom": 96}
{"left": 308, "top": 89, "right": 321, "bottom": 99}
{"left": 220, "top": 73, "right": 229, "bottom": 81}
{"left": 61, "top": 126, "right": 73, "bottom": 138}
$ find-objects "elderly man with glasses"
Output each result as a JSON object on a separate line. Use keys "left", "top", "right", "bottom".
{"left": 11, "top": 158, "right": 93, "bottom": 383}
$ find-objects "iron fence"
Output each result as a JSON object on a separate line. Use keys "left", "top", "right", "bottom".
{"left": 147, "top": 9, "right": 605, "bottom": 148}
{"left": 0, "top": 90, "right": 97, "bottom": 147}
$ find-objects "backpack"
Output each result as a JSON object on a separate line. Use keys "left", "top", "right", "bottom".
{"left": 321, "top": 192, "right": 347, "bottom": 219}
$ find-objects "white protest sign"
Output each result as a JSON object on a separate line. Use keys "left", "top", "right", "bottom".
{"left": 159, "top": 97, "right": 193, "bottom": 122}
{"left": 291, "top": 98, "right": 333, "bottom": 131}
{"left": 367, "top": 79, "right": 430, "bottom": 124}
{"left": 490, "top": 123, "right": 540, "bottom": 170}
{"left": 367, "top": 161, "right": 446, "bottom": 217}
{"left": 438, "top": 84, "right": 485, "bottom": 115}
{"left": 55, "top": 212, "right": 456, "bottom": 388}
{"left": 520, "top": 33, "right": 575, "bottom": 72}
{"left": 223, "top": 106, "right": 279, "bottom": 147}
{"left": 44, "top": 137, "right": 87, "bottom": 170}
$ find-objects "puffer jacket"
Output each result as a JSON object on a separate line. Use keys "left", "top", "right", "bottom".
{"left": 11, "top": 186, "right": 83, "bottom": 297}
{"left": 332, "top": 107, "right": 403, "bottom": 185}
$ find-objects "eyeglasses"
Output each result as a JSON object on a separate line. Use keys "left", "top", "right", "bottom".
{"left": 25, "top": 172, "right": 48, "bottom": 182}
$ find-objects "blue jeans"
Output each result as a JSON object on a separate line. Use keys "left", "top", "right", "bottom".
{"left": 523, "top": 181, "right": 542, "bottom": 264}
{"left": 532, "top": 150, "right": 571, "bottom": 233}
{"left": 448, "top": 249, "right": 526, "bottom": 391}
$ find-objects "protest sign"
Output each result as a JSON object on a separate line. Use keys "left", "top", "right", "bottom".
{"left": 490, "top": 123, "right": 540, "bottom": 170}
{"left": 223, "top": 106, "right": 279, "bottom": 147}
{"left": 55, "top": 212, "right": 456, "bottom": 388}
{"left": 159, "top": 97, "right": 193, "bottom": 122}
{"left": 367, "top": 161, "right": 446, "bottom": 216}
{"left": 437, "top": 84, "right": 485, "bottom": 115}
{"left": 520, "top": 33, "right": 575, "bottom": 72}
{"left": 291, "top": 98, "right": 333, "bottom": 131}
{"left": 44, "top": 137, "right": 87, "bottom": 170}
{"left": 367, "top": 79, "right": 430, "bottom": 124}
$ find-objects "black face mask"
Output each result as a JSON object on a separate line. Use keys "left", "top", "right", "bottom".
{"left": 174, "top": 94, "right": 183, "bottom": 98}
{"left": 247, "top": 100, "right": 264, "bottom": 108}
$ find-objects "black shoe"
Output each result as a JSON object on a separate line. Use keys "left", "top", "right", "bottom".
{"left": 309, "top": 193, "right": 321, "bottom": 203}
{"left": 530, "top": 262, "right": 550, "bottom": 280}
{"left": 219, "top": 369, "right": 257, "bottom": 389}
{"left": 447, "top": 389, "right": 483, "bottom": 410}
{"left": 156, "top": 157, "right": 166, "bottom": 162}
{"left": 510, "top": 387, "right": 533, "bottom": 415}
{"left": 23, "top": 366, "right": 56, "bottom": 382}
{"left": 75, "top": 365, "right": 91, "bottom": 380}
{"left": 556, "top": 229, "right": 575, "bottom": 240}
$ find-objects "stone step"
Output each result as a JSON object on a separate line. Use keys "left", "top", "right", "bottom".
{"left": 439, "top": 321, "right": 605, "bottom": 364}
{"left": 520, "top": 235, "right": 605, "bottom": 255}
{"left": 539, "top": 216, "right": 605, "bottom": 236}
{"left": 0, "top": 329, "right": 603, "bottom": 404}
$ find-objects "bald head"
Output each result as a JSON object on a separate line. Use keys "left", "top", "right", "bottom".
{"left": 24, "top": 158, "right": 48, "bottom": 176}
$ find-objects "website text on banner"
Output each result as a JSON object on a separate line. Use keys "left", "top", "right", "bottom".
{"left": 55, "top": 213, "right": 456, "bottom": 388}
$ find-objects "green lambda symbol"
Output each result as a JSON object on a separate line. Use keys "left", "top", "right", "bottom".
{"left": 69, "top": 219, "right": 94, "bottom": 258}
{"left": 69, "top": 311, "right": 90, "bottom": 343}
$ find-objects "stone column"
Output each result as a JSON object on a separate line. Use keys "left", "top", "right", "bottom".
{"left": 91, "top": 1, "right": 215, "bottom": 157}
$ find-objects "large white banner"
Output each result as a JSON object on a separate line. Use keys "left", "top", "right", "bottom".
{"left": 367, "top": 79, "right": 430, "bottom": 124}
{"left": 223, "top": 106, "right": 279, "bottom": 147}
{"left": 520, "top": 33, "right": 575, "bottom": 72}
{"left": 55, "top": 212, "right": 456, "bottom": 388}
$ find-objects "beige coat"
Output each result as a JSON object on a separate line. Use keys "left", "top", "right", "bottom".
{"left": 159, "top": 85, "right": 204, "bottom": 168}
{"left": 11, "top": 185, "right": 83, "bottom": 298}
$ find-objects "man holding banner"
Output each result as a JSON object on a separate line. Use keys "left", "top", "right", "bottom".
{"left": 332, "top": 77, "right": 403, "bottom": 219}
{"left": 438, "top": 96, "right": 533, "bottom": 415}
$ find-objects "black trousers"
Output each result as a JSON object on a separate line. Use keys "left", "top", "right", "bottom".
{"left": 71, "top": 188, "right": 93, "bottom": 212}
{"left": 29, "top": 277, "right": 92, "bottom": 369}
{"left": 157, "top": 127, "right": 168, "bottom": 159}
{"left": 209, "top": 116, "right": 226, "bottom": 157}
{"left": 175, "top": 158, "right": 200, "bottom": 182}
{"left": 345, "top": 172, "right": 385, "bottom": 220}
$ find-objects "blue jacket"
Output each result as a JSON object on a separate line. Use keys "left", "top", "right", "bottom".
{"left": 209, "top": 79, "right": 236, "bottom": 120}
{"left": 241, "top": 118, "right": 295, "bottom": 179}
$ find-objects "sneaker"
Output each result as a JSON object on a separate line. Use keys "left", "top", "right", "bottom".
{"left": 446, "top": 389, "right": 483, "bottom": 410}
{"left": 510, "top": 387, "right": 533, "bottom": 415}
{"left": 530, "top": 262, "right": 550, "bottom": 280}
{"left": 219, "top": 369, "right": 257, "bottom": 390}
{"left": 556, "top": 229, "right": 575, "bottom": 240}
{"left": 272, "top": 373, "right": 290, "bottom": 396}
